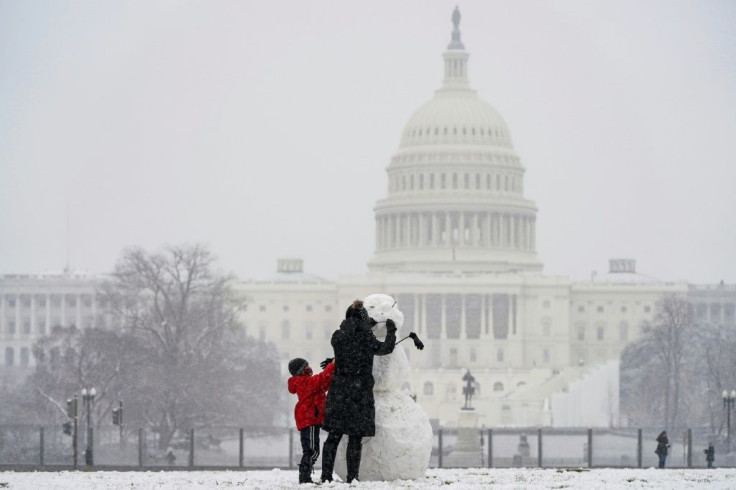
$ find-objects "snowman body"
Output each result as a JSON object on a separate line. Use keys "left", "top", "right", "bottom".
{"left": 332, "top": 294, "right": 433, "bottom": 481}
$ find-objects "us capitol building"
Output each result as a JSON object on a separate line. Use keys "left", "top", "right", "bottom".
{"left": 1, "top": 9, "right": 734, "bottom": 428}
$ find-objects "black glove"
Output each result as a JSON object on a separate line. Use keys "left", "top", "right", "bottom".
{"left": 320, "top": 357, "right": 334, "bottom": 369}
{"left": 409, "top": 332, "right": 425, "bottom": 350}
{"left": 386, "top": 318, "right": 397, "bottom": 333}
{"left": 368, "top": 317, "right": 378, "bottom": 327}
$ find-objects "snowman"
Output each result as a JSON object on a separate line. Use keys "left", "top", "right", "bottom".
{"left": 332, "top": 293, "right": 434, "bottom": 481}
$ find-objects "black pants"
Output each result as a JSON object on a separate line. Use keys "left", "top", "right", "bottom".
{"left": 299, "top": 425, "right": 321, "bottom": 481}
{"left": 321, "top": 431, "right": 362, "bottom": 481}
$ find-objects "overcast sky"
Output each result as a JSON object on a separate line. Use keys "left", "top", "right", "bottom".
{"left": 1, "top": 1, "right": 735, "bottom": 283}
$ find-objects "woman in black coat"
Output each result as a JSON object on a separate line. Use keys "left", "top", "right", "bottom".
{"left": 320, "top": 300, "right": 397, "bottom": 483}
{"left": 655, "top": 431, "right": 670, "bottom": 468}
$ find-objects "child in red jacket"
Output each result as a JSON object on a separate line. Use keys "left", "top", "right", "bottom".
{"left": 288, "top": 357, "right": 335, "bottom": 484}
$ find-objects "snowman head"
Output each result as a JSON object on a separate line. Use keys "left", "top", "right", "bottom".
{"left": 363, "top": 294, "right": 405, "bottom": 338}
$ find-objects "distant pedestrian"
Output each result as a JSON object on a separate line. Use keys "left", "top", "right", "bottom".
{"left": 655, "top": 431, "right": 670, "bottom": 468}
{"left": 287, "top": 357, "right": 335, "bottom": 484}
{"left": 704, "top": 443, "right": 715, "bottom": 468}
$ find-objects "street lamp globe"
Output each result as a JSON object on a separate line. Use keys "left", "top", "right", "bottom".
{"left": 81, "top": 388, "right": 88, "bottom": 397}
{"left": 90, "top": 387, "right": 97, "bottom": 397}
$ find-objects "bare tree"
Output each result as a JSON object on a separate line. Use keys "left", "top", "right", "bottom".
{"left": 621, "top": 294, "right": 695, "bottom": 429}
{"left": 101, "top": 244, "right": 281, "bottom": 449}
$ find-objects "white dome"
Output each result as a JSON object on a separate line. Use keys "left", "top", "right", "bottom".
{"left": 400, "top": 91, "right": 513, "bottom": 149}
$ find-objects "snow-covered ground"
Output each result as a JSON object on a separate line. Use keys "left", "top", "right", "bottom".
{"left": 0, "top": 468, "right": 734, "bottom": 489}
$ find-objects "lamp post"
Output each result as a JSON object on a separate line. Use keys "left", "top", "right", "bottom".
{"left": 723, "top": 390, "right": 736, "bottom": 453}
{"left": 81, "top": 387, "right": 96, "bottom": 466}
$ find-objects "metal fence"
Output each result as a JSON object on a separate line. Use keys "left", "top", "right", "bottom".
{"left": 0, "top": 425, "right": 728, "bottom": 470}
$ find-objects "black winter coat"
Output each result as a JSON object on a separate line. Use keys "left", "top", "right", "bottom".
{"left": 322, "top": 316, "right": 396, "bottom": 437}
{"left": 656, "top": 433, "right": 669, "bottom": 456}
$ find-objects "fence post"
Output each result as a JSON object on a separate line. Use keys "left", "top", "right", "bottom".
{"left": 39, "top": 427, "right": 44, "bottom": 467}
{"left": 587, "top": 428, "right": 593, "bottom": 468}
{"left": 288, "top": 428, "right": 294, "bottom": 469}
{"left": 88, "top": 427, "right": 94, "bottom": 467}
{"left": 637, "top": 428, "right": 642, "bottom": 468}
{"left": 239, "top": 428, "right": 244, "bottom": 467}
{"left": 189, "top": 428, "right": 194, "bottom": 467}
{"left": 138, "top": 428, "right": 144, "bottom": 467}
{"left": 538, "top": 428, "right": 543, "bottom": 468}
{"left": 438, "top": 428, "right": 443, "bottom": 468}
{"left": 487, "top": 428, "right": 493, "bottom": 468}
{"left": 687, "top": 428, "right": 692, "bottom": 468}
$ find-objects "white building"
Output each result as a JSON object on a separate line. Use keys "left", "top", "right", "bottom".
{"left": 1, "top": 10, "right": 732, "bottom": 429}
{"left": 233, "top": 11, "right": 694, "bottom": 428}
{"left": 0, "top": 271, "right": 102, "bottom": 388}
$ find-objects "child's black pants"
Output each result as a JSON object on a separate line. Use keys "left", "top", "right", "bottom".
{"left": 299, "top": 424, "right": 321, "bottom": 481}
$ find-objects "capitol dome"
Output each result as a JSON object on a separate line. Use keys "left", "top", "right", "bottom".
{"left": 368, "top": 8, "right": 542, "bottom": 274}
{"left": 400, "top": 89, "right": 513, "bottom": 150}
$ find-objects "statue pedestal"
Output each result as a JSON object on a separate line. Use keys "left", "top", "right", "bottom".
{"left": 444, "top": 410, "right": 482, "bottom": 468}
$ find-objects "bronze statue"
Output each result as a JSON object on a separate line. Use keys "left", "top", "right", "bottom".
{"left": 462, "top": 370, "right": 476, "bottom": 409}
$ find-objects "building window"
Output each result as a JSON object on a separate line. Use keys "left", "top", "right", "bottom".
{"left": 7, "top": 297, "right": 16, "bottom": 308}
{"left": 475, "top": 174, "right": 480, "bottom": 189}
{"left": 305, "top": 327, "right": 313, "bottom": 340}
{"left": 5, "top": 347, "right": 14, "bottom": 366}
{"left": 441, "top": 174, "right": 446, "bottom": 189}
{"left": 578, "top": 306, "right": 585, "bottom": 313}
{"left": 20, "top": 348, "right": 29, "bottom": 367}
{"left": 430, "top": 174, "right": 435, "bottom": 189}
{"left": 542, "top": 323, "right": 551, "bottom": 336}
{"left": 259, "top": 327, "right": 266, "bottom": 341}
{"left": 644, "top": 305, "right": 651, "bottom": 313}
{"left": 423, "top": 381, "right": 434, "bottom": 396}
{"left": 259, "top": 305, "right": 266, "bottom": 312}
{"left": 497, "top": 348, "right": 504, "bottom": 362}
{"left": 470, "top": 348, "right": 477, "bottom": 362}
{"left": 281, "top": 321, "right": 290, "bottom": 339}
{"left": 577, "top": 327, "right": 585, "bottom": 341}
{"left": 597, "top": 326, "right": 605, "bottom": 341}
{"left": 38, "top": 320, "right": 46, "bottom": 335}
{"left": 452, "top": 173, "right": 458, "bottom": 189}
{"left": 282, "top": 305, "right": 289, "bottom": 312}
{"left": 464, "top": 173, "right": 469, "bottom": 189}
{"left": 620, "top": 306, "right": 628, "bottom": 313}
{"left": 493, "top": 382, "right": 504, "bottom": 392}
{"left": 597, "top": 306, "right": 604, "bottom": 313}
{"left": 66, "top": 297, "right": 76, "bottom": 307}
{"left": 619, "top": 322, "right": 629, "bottom": 342}
{"left": 543, "top": 300, "right": 550, "bottom": 308}
{"left": 306, "top": 305, "right": 312, "bottom": 312}
{"left": 543, "top": 349, "right": 550, "bottom": 363}
{"left": 23, "top": 321, "right": 31, "bottom": 335}
{"left": 8, "top": 321, "right": 15, "bottom": 335}
{"left": 449, "top": 347, "right": 458, "bottom": 366}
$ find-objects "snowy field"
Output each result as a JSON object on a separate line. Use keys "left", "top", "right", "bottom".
{"left": 0, "top": 468, "right": 735, "bottom": 489}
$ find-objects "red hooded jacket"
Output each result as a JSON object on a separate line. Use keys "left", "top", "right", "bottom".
{"left": 287, "top": 362, "right": 335, "bottom": 430}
